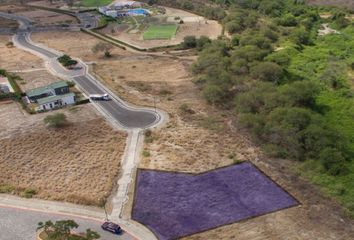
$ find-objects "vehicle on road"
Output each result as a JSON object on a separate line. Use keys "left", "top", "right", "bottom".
{"left": 89, "top": 93, "right": 110, "bottom": 101}
{"left": 101, "top": 221, "right": 122, "bottom": 235}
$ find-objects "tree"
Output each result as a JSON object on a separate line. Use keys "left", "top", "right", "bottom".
{"left": 278, "top": 81, "right": 320, "bottom": 109}
{"left": 278, "top": 13, "right": 297, "bottom": 26}
{"left": 44, "top": 113, "right": 68, "bottom": 128}
{"left": 196, "top": 36, "right": 211, "bottom": 51}
{"left": 290, "top": 27, "right": 310, "bottom": 45}
{"left": 37, "top": 220, "right": 100, "bottom": 240}
{"left": 92, "top": 42, "right": 113, "bottom": 58}
{"left": 58, "top": 55, "right": 78, "bottom": 68}
{"left": 250, "top": 62, "right": 283, "bottom": 83}
{"left": 319, "top": 148, "right": 348, "bottom": 176}
{"left": 182, "top": 36, "right": 197, "bottom": 49}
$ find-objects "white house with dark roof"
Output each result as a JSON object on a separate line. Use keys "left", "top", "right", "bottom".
{"left": 37, "top": 92, "right": 75, "bottom": 111}
{"left": 25, "top": 80, "right": 75, "bottom": 111}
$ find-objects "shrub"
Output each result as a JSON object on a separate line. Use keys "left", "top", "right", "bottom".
{"left": 319, "top": 148, "right": 348, "bottom": 176}
{"left": 44, "top": 113, "right": 68, "bottom": 128}
{"left": 290, "top": 27, "right": 311, "bottom": 45}
{"left": 179, "top": 103, "right": 195, "bottom": 114}
{"left": 0, "top": 183, "right": 15, "bottom": 193}
{"left": 250, "top": 62, "right": 284, "bottom": 83}
{"left": 182, "top": 36, "right": 197, "bottom": 49}
{"left": 58, "top": 55, "right": 78, "bottom": 67}
{"left": 21, "top": 188, "right": 36, "bottom": 198}
{"left": 143, "top": 149, "right": 151, "bottom": 157}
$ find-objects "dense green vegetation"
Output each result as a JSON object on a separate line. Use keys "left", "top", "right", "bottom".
{"left": 58, "top": 55, "right": 78, "bottom": 68}
{"left": 190, "top": 0, "right": 354, "bottom": 216}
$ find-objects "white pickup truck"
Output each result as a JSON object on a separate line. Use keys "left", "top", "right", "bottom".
{"left": 89, "top": 93, "right": 110, "bottom": 101}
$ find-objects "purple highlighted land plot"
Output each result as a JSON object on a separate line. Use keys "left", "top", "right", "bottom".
{"left": 132, "top": 162, "right": 298, "bottom": 240}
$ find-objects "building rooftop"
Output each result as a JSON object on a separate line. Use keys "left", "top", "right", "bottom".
{"left": 26, "top": 81, "right": 68, "bottom": 98}
{"left": 37, "top": 92, "right": 75, "bottom": 105}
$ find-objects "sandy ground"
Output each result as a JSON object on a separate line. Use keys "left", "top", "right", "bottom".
{"left": 0, "top": 4, "right": 77, "bottom": 25}
{"left": 31, "top": 31, "right": 131, "bottom": 61}
{"left": 19, "top": 9, "right": 77, "bottom": 25}
{"left": 16, "top": 70, "right": 62, "bottom": 91}
{"left": 0, "top": 102, "right": 127, "bottom": 205}
{"left": 0, "top": 35, "right": 62, "bottom": 91}
{"left": 0, "top": 35, "right": 44, "bottom": 70}
{"left": 0, "top": 17, "right": 18, "bottom": 28}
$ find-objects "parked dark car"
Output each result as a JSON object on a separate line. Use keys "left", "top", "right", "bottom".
{"left": 101, "top": 221, "right": 122, "bottom": 235}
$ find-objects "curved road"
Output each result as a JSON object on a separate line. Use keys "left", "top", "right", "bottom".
{"left": 14, "top": 32, "right": 160, "bottom": 129}
{"left": 1, "top": 11, "right": 161, "bottom": 129}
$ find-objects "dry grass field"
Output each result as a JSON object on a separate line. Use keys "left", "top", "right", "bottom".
{"left": 0, "top": 103, "right": 126, "bottom": 205}
{"left": 0, "top": 35, "right": 63, "bottom": 90}
{"left": 0, "top": 35, "right": 44, "bottom": 70}
{"left": 0, "top": 31, "right": 127, "bottom": 206}
{"left": 31, "top": 31, "right": 131, "bottom": 61}
{"left": 0, "top": 17, "right": 18, "bottom": 28}
{"left": 0, "top": 4, "right": 77, "bottom": 25}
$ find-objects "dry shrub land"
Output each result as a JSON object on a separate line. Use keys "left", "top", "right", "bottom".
{"left": 0, "top": 104, "right": 126, "bottom": 205}
{"left": 0, "top": 32, "right": 126, "bottom": 205}
{"left": 0, "top": 35, "right": 44, "bottom": 70}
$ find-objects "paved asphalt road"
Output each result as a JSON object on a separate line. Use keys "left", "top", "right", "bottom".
{"left": 74, "top": 75, "right": 157, "bottom": 128}
{"left": 0, "top": 207, "right": 133, "bottom": 240}
{"left": 6, "top": 12, "right": 160, "bottom": 129}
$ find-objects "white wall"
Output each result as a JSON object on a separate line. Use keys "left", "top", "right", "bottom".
{"left": 38, "top": 95, "right": 75, "bottom": 111}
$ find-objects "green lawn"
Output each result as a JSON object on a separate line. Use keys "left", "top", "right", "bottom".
{"left": 80, "top": 0, "right": 113, "bottom": 7}
{"left": 143, "top": 24, "right": 178, "bottom": 40}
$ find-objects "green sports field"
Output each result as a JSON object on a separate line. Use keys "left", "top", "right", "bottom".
{"left": 80, "top": 0, "right": 113, "bottom": 7}
{"left": 143, "top": 25, "right": 178, "bottom": 40}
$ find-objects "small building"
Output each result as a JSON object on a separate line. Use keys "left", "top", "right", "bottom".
{"left": 98, "top": 6, "right": 109, "bottom": 15}
{"left": 105, "top": 10, "right": 118, "bottom": 18}
{"left": 25, "top": 81, "right": 75, "bottom": 112}
{"left": 0, "top": 76, "right": 13, "bottom": 94}
{"left": 112, "top": 1, "right": 142, "bottom": 9}
{"left": 37, "top": 92, "right": 75, "bottom": 111}
{"left": 26, "top": 81, "right": 69, "bottom": 102}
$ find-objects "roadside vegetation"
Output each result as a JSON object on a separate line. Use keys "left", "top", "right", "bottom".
{"left": 188, "top": 0, "right": 354, "bottom": 216}
{"left": 58, "top": 55, "right": 78, "bottom": 68}
{"left": 37, "top": 220, "right": 100, "bottom": 240}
